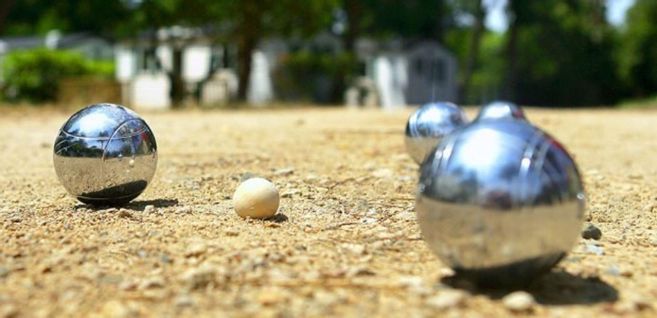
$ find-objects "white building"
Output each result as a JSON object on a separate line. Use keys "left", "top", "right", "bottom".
{"left": 353, "top": 39, "right": 458, "bottom": 109}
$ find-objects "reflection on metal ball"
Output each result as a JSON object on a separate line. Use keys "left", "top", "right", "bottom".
{"left": 53, "top": 103, "right": 158, "bottom": 205}
{"left": 416, "top": 119, "right": 585, "bottom": 286}
{"left": 405, "top": 102, "right": 468, "bottom": 164}
{"left": 475, "top": 101, "right": 526, "bottom": 121}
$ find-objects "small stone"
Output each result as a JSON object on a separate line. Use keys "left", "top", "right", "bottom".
{"left": 346, "top": 266, "right": 375, "bottom": 277}
{"left": 503, "top": 291, "right": 535, "bottom": 312}
{"left": 341, "top": 243, "right": 366, "bottom": 256}
{"left": 176, "top": 206, "right": 193, "bottom": 214}
{"left": 180, "top": 266, "right": 216, "bottom": 290}
{"left": 0, "top": 304, "right": 18, "bottom": 318}
{"left": 257, "top": 288, "right": 287, "bottom": 306}
{"left": 225, "top": 229, "right": 239, "bottom": 236}
{"left": 426, "top": 290, "right": 466, "bottom": 310}
{"left": 117, "top": 209, "right": 133, "bottom": 219}
{"left": 0, "top": 267, "right": 9, "bottom": 278}
{"left": 119, "top": 280, "right": 138, "bottom": 291}
{"left": 100, "top": 300, "right": 134, "bottom": 318}
{"left": 101, "top": 208, "right": 118, "bottom": 214}
{"left": 582, "top": 223, "right": 602, "bottom": 240}
{"left": 139, "top": 277, "right": 165, "bottom": 289}
{"left": 586, "top": 243, "right": 604, "bottom": 255}
{"left": 144, "top": 205, "right": 155, "bottom": 213}
{"left": 184, "top": 242, "right": 207, "bottom": 257}
{"left": 281, "top": 189, "right": 301, "bottom": 198}
{"left": 273, "top": 167, "right": 294, "bottom": 176}
{"left": 372, "top": 168, "right": 393, "bottom": 178}
{"left": 174, "top": 294, "right": 195, "bottom": 307}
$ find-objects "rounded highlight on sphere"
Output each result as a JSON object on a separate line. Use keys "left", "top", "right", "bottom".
{"left": 405, "top": 102, "right": 468, "bottom": 164}
{"left": 53, "top": 103, "right": 158, "bottom": 205}
{"left": 475, "top": 101, "right": 526, "bottom": 121}
{"left": 415, "top": 119, "right": 584, "bottom": 286}
{"left": 233, "top": 177, "right": 280, "bottom": 219}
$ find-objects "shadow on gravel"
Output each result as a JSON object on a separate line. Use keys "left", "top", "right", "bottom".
{"left": 124, "top": 199, "right": 179, "bottom": 211}
{"left": 266, "top": 213, "right": 289, "bottom": 223}
{"left": 75, "top": 198, "right": 179, "bottom": 212}
{"left": 442, "top": 269, "right": 618, "bottom": 305}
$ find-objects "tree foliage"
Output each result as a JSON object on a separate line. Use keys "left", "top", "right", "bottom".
{"left": 503, "top": 0, "right": 620, "bottom": 106}
{"left": 2, "top": 0, "right": 657, "bottom": 106}
{"left": 2, "top": 49, "right": 114, "bottom": 102}
{"left": 616, "top": 0, "right": 657, "bottom": 98}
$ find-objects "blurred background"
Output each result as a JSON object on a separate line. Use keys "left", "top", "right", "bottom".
{"left": 0, "top": 0, "right": 654, "bottom": 109}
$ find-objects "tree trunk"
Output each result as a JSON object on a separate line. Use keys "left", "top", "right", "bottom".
{"left": 0, "top": 0, "right": 15, "bottom": 34}
{"left": 236, "top": 1, "right": 263, "bottom": 101}
{"left": 237, "top": 37, "right": 257, "bottom": 101}
{"left": 459, "top": 0, "right": 485, "bottom": 103}
{"left": 343, "top": 0, "right": 362, "bottom": 53}
{"left": 170, "top": 47, "right": 185, "bottom": 106}
{"left": 502, "top": 1, "right": 520, "bottom": 101}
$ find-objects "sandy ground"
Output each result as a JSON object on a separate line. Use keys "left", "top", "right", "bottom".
{"left": 1, "top": 107, "right": 656, "bottom": 317}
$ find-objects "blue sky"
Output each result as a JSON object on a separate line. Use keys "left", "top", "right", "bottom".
{"left": 484, "top": 0, "right": 636, "bottom": 32}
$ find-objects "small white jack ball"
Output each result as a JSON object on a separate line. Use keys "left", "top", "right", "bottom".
{"left": 233, "top": 177, "right": 280, "bottom": 219}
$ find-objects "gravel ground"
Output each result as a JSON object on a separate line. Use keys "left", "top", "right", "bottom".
{"left": 1, "top": 107, "right": 656, "bottom": 317}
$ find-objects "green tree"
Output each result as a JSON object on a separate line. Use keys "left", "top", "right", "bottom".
{"left": 1, "top": 0, "right": 131, "bottom": 36}
{"left": 177, "top": 0, "right": 338, "bottom": 101}
{"left": 503, "top": 0, "right": 620, "bottom": 106}
{"left": 617, "top": 0, "right": 657, "bottom": 98}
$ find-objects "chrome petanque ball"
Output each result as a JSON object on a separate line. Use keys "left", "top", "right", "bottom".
{"left": 475, "top": 101, "right": 526, "bottom": 121}
{"left": 53, "top": 103, "right": 158, "bottom": 205}
{"left": 405, "top": 102, "right": 468, "bottom": 164}
{"left": 416, "top": 119, "right": 585, "bottom": 286}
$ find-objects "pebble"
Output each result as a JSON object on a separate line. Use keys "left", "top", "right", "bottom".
{"left": 100, "top": 300, "right": 134, "bottom": 318}
{"left": 397, "top": 275, "right": 427, "bottom": 294}
{"left": 582, "top": 223, "right": 602, "bottom": 240}
{"left": 225, "top": 229, "right": 240, "bottom": 236}
{"left": 144, "top": 205, "right": 155, "bottom": 213}
{"left": 341, "top": 243, "right": 365, "bottom": 256}
{"left": 503, "top": 291, "right": 535, "bottom": 312}
{"left": 586, "top": 243, "right": 605, "bottom": 255}
{"left": 180, "top": 266, "right": 216, "bottom": 290}
{"left": 426, "top": 290, "right": 466, "bottom": 310}
{"left": 0, "top": 305, "right": 18, "bottom": 318}
{"left": 139, "top": 277, "right": 165, "bottom": 289}
{"left": 176, "top": 206, "right": 193, "bottom": 214}
{"left": 118, "top": 280, "right": 138, "bottom": 291}
{"left": 117, "top": 209, "right": 133, "bottom": 219}
{"left": 0, "top": 267, "right": 9, "bottom": 278}
{"left": 174, "top": 294, "right": 195, "bottom": 307}
{"left": 281, "top": 189, "right": 301, "bottom": 198}
{"left": 372, "top": 168, "right": 393, "bottom": 178}
{"left": 184, "top": 242, "right": 207, "bottom": 257}
{"left": 607, "top": 265, "right": 633, "bottom": 277}
{"left": 273, "top": 167, "right": 294, "bottom": 176}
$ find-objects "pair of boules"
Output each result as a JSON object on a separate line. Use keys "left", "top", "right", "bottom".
{"left": 406, "top": 101, "right": 584, "bottom": 287}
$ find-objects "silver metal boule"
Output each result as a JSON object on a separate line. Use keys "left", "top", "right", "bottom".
{"left": 53, "top": 103, "right": 158, "bottom": 205}
{"left": 405, "top": 102, "right": 468, "bottom": 164}
{"left": 416, "top": 119, "right": 585, "bottom": 286}
{"left": 475, "top": 100, "right": 526, "bottom": 121}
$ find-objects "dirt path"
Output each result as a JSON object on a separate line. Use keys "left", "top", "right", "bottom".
{"left": 0, "top": 107, "right": 656, "bottom": 317}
